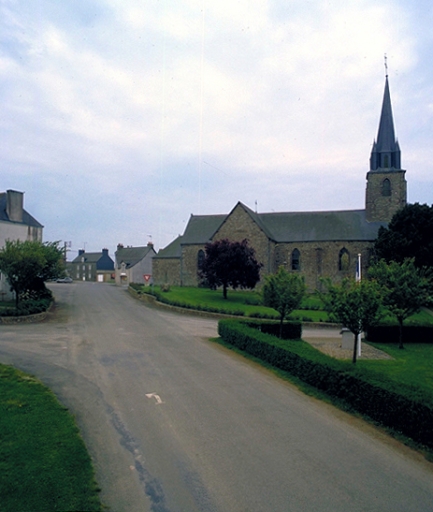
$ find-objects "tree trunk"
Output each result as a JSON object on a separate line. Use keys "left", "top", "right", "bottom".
{"left": 398, "top": 319, "right": 404, "bottom": 349}
{"left": 352, "top": 332, "right": 358, "bottom": 364}
{"left": 223, "top": 283, "right": 228, "bottom": 300}
{"left": 279, "top": 315, "right": 284, "bottom": 338}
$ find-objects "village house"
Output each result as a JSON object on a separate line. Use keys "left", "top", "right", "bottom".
{"left": 69, "top": 249, "right": 115, "bottom": 282}
{"left": 115, "top": 242, "right": 156, "bottom": 286}
{"left": 0, "top": 190, "right": 43, "bottom": 300}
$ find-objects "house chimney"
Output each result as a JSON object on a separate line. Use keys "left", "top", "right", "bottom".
{"left": 6, "top": 190, "right": 24, "bottom": 223}
{"left": 78, "top": 249, "right": 85, "bottom": 256}
{"left": 117, "top": 243, "right": 124, "bottom": 251}
{"left": 147, "top": 241, "right": 154, "bottom": 247}
{"left": 102, "top": 248, "right": 108, "bottom": 255}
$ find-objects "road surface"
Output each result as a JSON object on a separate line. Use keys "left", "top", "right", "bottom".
{"left": 0, "top": 282, "right": 432, "bottom": 511}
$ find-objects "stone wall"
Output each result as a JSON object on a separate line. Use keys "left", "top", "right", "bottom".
{"left": 273, "top": 240, "right": 373, "bottom": 291}
{"left": 211, "top": 203, "right": 272, "bottom": 274}
{"left": 153, "top": 258, "right": 181, "bottom": 286}
{"left": 365, "top": 170, "right": 407, "bottom": 222}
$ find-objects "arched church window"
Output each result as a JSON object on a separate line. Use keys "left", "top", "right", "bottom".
{"left": 197, "top": 249, "right": 205, "bottom": 270}
{"left": 383, "top": 154, "right": 389, "bottom": 168}
{"left": 339, "top": 248, "right": 350, "bottom": 271}
{"left": 291, "top": 249, "right": 300, "bottom": 271}
{"left": 382, "top": 178, "right": 391, "bottom": 197}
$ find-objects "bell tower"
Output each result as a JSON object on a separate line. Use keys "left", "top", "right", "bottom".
{"left": 366, "top": 70, "right": 407, "bottom": 222}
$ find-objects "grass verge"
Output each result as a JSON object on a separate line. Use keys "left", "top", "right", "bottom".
{"left": 0, "top": 364, "right": 103, "bottom": 512}
{"left": 140, "top": 285, "right": 330, "bottom": 321}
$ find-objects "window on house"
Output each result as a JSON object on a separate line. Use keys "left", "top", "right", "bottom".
{"left": 291, "top": 249, "right": 300, "bottom": 271}
{"left": 382, "top": 178, "right": 391, "bottom": 196}
{"left": 339, "top": 248, "right": 350, "bottom": 271}
{"left": 197, "top": 249, "right": 205, "bottom": 271}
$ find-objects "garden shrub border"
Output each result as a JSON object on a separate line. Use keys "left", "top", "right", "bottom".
{"left": 366, "top": 325, "right": 433, "bottom": 344}
{"left": 218, "top": 318, "right": 433, "bottom": 449}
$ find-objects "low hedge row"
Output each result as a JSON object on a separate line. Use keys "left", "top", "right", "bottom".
{"left": 1, "top": 298, "right": 52, "bottom": 317}
{"left": 246, "top": 320, "right": 302, "bottom": 340}
{"left": 218, "top": 319, "right": 433, "bottom": 449}
{"left": 366, "top": 325, "right": 433, "bottom": 344}
{"left": 137, "top": 287, "right": 247, "bottom": 316}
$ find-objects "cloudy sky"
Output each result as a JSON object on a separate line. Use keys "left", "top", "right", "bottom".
{"left": 1, "top": 0, "right": 432, "bottom": 259}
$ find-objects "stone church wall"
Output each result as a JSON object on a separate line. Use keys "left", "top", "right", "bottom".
{"left": 274, "top": 240, "right": 373, "bottom": 291}
{"left": 211, "top": 204, "right": 272, "bottom": 274}
{"left": 365, "top": 170, "right": 406, "bottom": 222}
{"left": 153, "top": 258, "right": 181, "bottom": 286}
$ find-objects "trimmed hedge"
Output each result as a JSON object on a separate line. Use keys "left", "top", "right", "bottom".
{"left": 137, "top": 286, "right": 246, "bottom": 316}
{"left": 366, "top": 325, "right": 433, "bottom": 344}
{"left": 245, "top": 320, "right": 302, "bottom": 340}
{"left": 1, "top": 298, "right": 52, "bottom": 317}
{"left": 218, "top": 319, "right": 433, "bottom": 449}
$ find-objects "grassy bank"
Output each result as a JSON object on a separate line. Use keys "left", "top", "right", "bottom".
{"left": 0, "top": 364, "right": 102, "bottom": 512}
{"left": 139, "top": 285, "right": 433, "bottom": 325}
{"left": 140, "top": 285, "right": 330, "bottom": 321}
{"left": 359, "top": 343, "right": 433, "bottom": 402}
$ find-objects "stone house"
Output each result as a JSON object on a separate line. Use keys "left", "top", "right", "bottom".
{"left": 153, "top": 76, "right": 407, "bottom": 290}
{"left": 115, "top": 243, "right": 156, "bottom": 286}
{"left": 69, "top": 248, "right": 114, "bottom": 282}
{"left": 0, "top": 190, "right": 43, "bottom": 301}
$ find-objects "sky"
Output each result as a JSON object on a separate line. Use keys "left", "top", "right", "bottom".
{"left": 1, "top": 0, "right": 432, "bottom": 260}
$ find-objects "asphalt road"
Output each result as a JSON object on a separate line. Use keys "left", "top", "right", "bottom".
{"left": 1, "top": 282, "right": 433, "bottom": 511}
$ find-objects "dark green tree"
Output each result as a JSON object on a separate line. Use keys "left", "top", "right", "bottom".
{"left": 321, "top": 277, "right": 382, "bottom": 363}
{"left": 374, "top": 203, "right": 433, "bottom": 268}
{"left": 369, "top": 258, "right": 431, "bottom": 349}
{"left": 262, "top": 266, "right": 306, "bottom": 338}
{"left": 0, "top": 240, "right": 64, "bottom": 308}
{"left": 199, "top": 239, "right": 262, "bottom": 299}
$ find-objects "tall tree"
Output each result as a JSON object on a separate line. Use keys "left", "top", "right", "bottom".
{"left": 262, "top": 266, "right": 305, "bottom": 338}
{"left": 321, "top": 278, "right": 382, "bottom": 363}
{"left": 374, "top": 203, "right": 433, "bottom": 268}
{"left": 199, "top": 239, "right": 262, "bottom": 299}
{"left": 0, "top": 240, "right": 64, "bottom": 307}
{"left": 369, "top": 258, "right": 431, "bottom": 349}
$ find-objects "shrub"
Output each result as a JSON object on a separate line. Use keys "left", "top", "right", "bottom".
{"left": 1, "top": 298, "right": 52, "bottom": 316}
{"left": 246, "top": 320, "right": 302, "bottom": 340}
{"left": 366, "top": 325, "right": 433, "bottom": 344}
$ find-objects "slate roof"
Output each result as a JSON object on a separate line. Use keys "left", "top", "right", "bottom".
{"left": 72, "top": 252, "right": 103, "bottom": 264}
{"left": 115, "top": 246, "right": 155, "bottom": 268}
{"left": 259, "top": 209, "right": 386, "bottom": 242}
{"left": 71, "top": 250, "right": 114, "bottom": 271}
{"left": 0, "top": 192, "right": 43, "bottom": 228}
{"left": 155, "top": 202, "right": 387, "bottom": 259}
{"left": 154, "top": 236, "right": 183, "bottom": 259}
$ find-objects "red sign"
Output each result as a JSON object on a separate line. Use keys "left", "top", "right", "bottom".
{"left": 143, "top": 274, "right": 151, "bottom": 283}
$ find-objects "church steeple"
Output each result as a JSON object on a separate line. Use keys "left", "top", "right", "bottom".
{"left": 365, "top": 72, "right": 407, "bottom": 223}
{"left": 370, "top": 76, "right": 401, "bottom": 171}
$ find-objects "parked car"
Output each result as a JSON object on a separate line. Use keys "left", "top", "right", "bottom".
{"left": 56, "top": 277, "right": 73, "bottom": 283}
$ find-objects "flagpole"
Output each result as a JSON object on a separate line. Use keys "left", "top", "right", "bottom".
{"left": 357, "top": 253, "right": 362, "bottom": 357}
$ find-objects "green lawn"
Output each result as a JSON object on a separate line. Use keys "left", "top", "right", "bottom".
{"left": 144, "top": 286, "right": 433, "bottom": 325}
{"left": 145, "top": 285, "right": 330, "bottom": 321}
{"left": 359, "top": 343, "right": 433, "bottom": 406}
{"left": 0, "top": 364, "right": 102, "bottom": 512}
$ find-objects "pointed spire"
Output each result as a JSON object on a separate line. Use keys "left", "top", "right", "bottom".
{"left": 370, "top": 75, "right": 401, "bottom": 171}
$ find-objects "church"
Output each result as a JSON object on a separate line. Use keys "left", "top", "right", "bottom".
{"left": 153, "top": 76, "right": 407, "bottom": 291}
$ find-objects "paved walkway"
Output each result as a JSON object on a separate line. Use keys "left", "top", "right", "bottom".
{"left": 302, "top": 326, "right": 393, "bottom": 360}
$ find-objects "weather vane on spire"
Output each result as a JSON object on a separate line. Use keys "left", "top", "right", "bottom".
{"left": 384, "top": 53, "right": 388, "bottom": 78}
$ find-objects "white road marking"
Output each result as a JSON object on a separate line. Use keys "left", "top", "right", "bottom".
{"left": 145, "top": 392, "right": 163, "bottom": 405}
